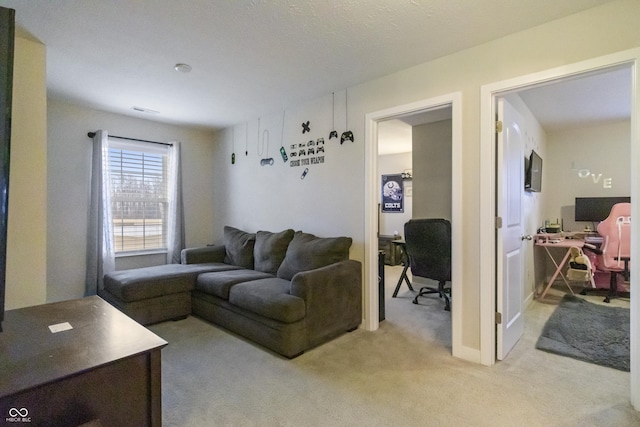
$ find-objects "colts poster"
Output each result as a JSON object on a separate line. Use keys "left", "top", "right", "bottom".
{"left": 381, "top": 174, "right": 404, "bottom": 213}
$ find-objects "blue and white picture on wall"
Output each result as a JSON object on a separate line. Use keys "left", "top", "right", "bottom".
{"left": 382, "top": 174, "right": 404, "bottom": 213}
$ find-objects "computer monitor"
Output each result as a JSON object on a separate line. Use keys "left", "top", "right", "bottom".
{"left": 574, "top": 196, "right": 631, "bottom": 222}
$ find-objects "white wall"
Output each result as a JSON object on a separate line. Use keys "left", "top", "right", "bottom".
{"left": 47, "top": 100, "right": 217, "bottom": 303}
{"left": 6, "top": 36, "right": 47, "bottom": 310}
{"left": 378, "top": 152, "right": 412, "bottom": 237}
{"left": 210, "top": 0, "right": 640, "bottom": 355}
{"left": 210, "top": 93, "right": 361, "bottom": 247}
{"left": 544, "top": 120, "right": 631, "bottom": 231}
{"left": 376, "top": 119, "right": 453, "bottom": 237}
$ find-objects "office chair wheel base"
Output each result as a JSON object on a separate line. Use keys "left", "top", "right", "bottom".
{"left": 413, "top": 290, "right": 451, "bottom": 311}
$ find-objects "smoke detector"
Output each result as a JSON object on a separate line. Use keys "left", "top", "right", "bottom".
{"left": 174, "top": 63, "right": 192, "bottom": 73}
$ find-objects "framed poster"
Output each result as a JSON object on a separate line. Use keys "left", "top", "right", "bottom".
{"left": 381, "top": 174, "right": 404, "bottom": 213}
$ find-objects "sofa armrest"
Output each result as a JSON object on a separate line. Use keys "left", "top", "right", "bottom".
{"left": 181, "top": 245, "right": 226, "bottom": 264}
{"left": 290, "top": 260, "right": 362, "bottom": 340}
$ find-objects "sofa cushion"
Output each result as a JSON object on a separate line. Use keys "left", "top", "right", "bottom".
{"left": 229, "top": 278, "right": 306, "bottom": 324}
{"left": 277, "top": 231, "right": 352, "bottom": 280}
{"left": 103, "top": 263, "right": 240, "bottom": 302}
{"left": 223, "top": 226, "right": 256, "bottom": 269}
{"left": 196, "top": 269, "right": 274, "bottom": 300}
{"left": 253, "top": 229, "right": 295, "bottom": 275}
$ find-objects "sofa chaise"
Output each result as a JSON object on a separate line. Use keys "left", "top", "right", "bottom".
{"left": 99, "top": 226, "right": 362, "bottom": 358}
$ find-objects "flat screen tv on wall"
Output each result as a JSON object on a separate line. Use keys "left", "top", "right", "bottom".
{"left": 524, "top": 150, "right": 542, "bottom": 192}
{"left": 0, "top": 7, "right": 15, "bottom": 332}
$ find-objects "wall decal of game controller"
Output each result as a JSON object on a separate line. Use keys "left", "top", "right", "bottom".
{"left": 260, "top": 158, "right": 274, "bottom": 166}
{"left": 340, "top": 130, "right": 354, "bottom": 144}
{"left": 301, "top": 121, "right": 310, "bottom": 134}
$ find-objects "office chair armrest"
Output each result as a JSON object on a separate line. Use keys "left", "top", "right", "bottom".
{"left": 583, "top": 243, "right": 602, "bottom": 255}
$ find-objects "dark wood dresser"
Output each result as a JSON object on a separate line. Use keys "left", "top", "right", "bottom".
{"left": 0, "top": 296, "right": 167, "bottom": 426}
{"left": 378, "top": 234, "right": 403, "bottom": 265}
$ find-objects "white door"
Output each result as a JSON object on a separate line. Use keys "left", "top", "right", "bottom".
{"left": 496, "top": 98, "right": 525, "bottom": 360}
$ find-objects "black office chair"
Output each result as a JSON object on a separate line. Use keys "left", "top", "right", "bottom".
{"left": 402, "top": 218, "right": 452, "bottom": 311}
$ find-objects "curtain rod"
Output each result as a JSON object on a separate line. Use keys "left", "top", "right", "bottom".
{"left": 87, "top": 132, "right": 173, "bottom": 146}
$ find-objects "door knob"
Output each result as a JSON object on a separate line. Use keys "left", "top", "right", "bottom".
{"left": 521, "top": 234, "right": 533, "bottom": 241}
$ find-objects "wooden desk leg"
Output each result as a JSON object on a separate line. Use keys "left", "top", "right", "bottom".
{"left": 539, "top": 247, "right": 573, "bottom": 300}
{"left": 149, "top": 349, "right": 162, "bottom": 427}
{"left": 392, "top": 264, "right": 413, "bottom": 297}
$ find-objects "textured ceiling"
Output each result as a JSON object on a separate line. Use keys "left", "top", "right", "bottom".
{"left": 518, "top": 66, "right": 632, "bottom": 133}
{"left": 378, "top": 65, "right": 632, "bottom": 156}
{"left": 2, "top": 0, "right": 618, "bottom": 130}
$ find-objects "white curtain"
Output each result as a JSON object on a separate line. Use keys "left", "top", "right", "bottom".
{"left": 85, "top": 130, "right": 115, "bottom": 295}
{"left": 167, "top": 141, "right": 185, "bottom": 264}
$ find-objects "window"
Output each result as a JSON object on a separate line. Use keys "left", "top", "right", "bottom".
{"left": 108, "top": 139, "right": 170, "bottom": 254}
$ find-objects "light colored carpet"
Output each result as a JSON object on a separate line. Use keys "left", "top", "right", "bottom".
{"left": 149, "top": 266, "right": 640, "bottom": 426}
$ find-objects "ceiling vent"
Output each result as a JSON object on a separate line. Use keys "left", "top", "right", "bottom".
{"left": 132, "top": 106, "right": 160, "bottom": 114}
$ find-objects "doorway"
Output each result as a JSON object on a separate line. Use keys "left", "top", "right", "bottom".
{"left": 479, "top": 49, "right": 639, "bottom": 407}
{"left": 377, "top": 109, "right": 452, "bottom": 323}
{"left": 364, "top": 92, "right": 466, "bottom": 359}
{"left": 494, "top": 71, "right": 633, "bottom": 359}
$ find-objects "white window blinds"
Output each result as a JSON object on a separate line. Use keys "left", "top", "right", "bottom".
{"left": 108, "top": 139, "right": 170, "bottom": 254}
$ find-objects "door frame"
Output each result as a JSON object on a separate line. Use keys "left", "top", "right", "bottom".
{"left": 479, "top": 49, "right": 640, "bottom": 407}
{"left": 364, "top": 92, "right": 468, "bottom": 360}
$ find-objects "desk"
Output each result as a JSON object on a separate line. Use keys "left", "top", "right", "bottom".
{"left": 536, "top": 236, "right": 586, "bottom": 300}
{"left": 391, "top": 240, "right": 414, "bottom": 297}
{"left": 0, "top": 296, "right": 167, "bottom": 426}
{"left": 378, "top": 235, "right": 403, "bottom": 265}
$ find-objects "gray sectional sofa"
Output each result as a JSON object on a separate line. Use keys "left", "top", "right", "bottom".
{"left": 99, "top": 226, "right": 362, "bottom": 358}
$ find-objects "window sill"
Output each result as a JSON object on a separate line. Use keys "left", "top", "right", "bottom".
{"left": 115, "top": 249, "right": 167, "bottom": 258}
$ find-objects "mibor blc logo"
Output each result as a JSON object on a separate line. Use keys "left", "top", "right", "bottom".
{"left": 6, "top": 407, "right": 31, "bottom": 423}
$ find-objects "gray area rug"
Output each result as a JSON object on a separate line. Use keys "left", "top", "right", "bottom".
{"left": 536, "top": 294, "right": 630, "bottom": 371}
